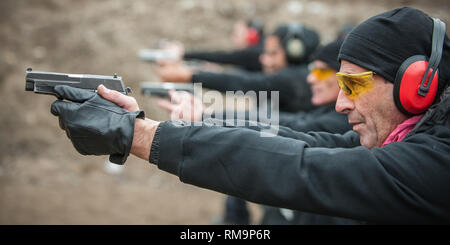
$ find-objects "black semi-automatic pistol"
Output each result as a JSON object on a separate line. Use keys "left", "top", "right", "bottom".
{"left": 25, "top": 68, "right": 132, "bottom": 97}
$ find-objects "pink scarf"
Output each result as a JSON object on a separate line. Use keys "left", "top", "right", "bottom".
{"left": 381, "top": 115, "right": 423, "bottom": 147}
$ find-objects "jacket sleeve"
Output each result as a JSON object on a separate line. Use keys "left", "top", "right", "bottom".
{"left": 205, "top": 109, "right": 352, "bottom": 137}
{"left": 184, "top": 47, "right": 262, "bottom": 71}
{"left": 200, "top": 116, "right": 359, "bottom": 147}
{"left": 278, "top": 111, "right": 352, "bottom": 134}
{"left": 150, "top": 121, "right": 450, "bottom": 224}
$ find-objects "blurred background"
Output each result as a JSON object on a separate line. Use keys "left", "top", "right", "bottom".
{"left": 0, "top": 0, "right": 449, "bottom": 224}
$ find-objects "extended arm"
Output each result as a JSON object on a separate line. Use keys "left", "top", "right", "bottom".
{"left": 184, "top": 47, "right": 262, "bottom": 71}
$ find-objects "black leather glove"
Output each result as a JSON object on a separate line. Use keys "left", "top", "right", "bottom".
{"left": 50, "top": 85, "right": 145, "bottom": 165}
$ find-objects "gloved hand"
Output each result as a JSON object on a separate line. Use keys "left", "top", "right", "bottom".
{"left": 50, "top": 85, "right": 145, "bottom": 165}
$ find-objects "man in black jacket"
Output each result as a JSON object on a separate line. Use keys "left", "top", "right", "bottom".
{"left": 51, "top": 7, "right": 450, "bottom": 224}
{"left": 155, "top": 23, "right": 320, "bottom": 113}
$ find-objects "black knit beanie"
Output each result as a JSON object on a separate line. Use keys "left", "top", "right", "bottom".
{"left": 313, "top": 39, "right": 344, "bottom": 71}
{"left": 339, "top": 7, "right": 450, "bottom": 97}
{"left": 272, "top": 23, "right": 320, "bottom": 64}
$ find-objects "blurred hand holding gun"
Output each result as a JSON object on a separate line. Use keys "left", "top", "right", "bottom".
{"left": 140, "top": 81, "right": 194, "bottom": 98}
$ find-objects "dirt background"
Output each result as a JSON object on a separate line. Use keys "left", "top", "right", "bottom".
{"left": 0, "top": 0, "right": 449, "bottom": 225}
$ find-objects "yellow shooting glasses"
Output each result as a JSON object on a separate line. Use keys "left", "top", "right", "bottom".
{"left": 336, "top": 71, "right": 375, "bottom": 99}
{"left": 311, "top": 67, "right": 336, "bottom": 80}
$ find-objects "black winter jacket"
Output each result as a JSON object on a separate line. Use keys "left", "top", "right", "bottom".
{"left": 273, "top": 104, "right": 359, "bottom": 224}
{"left": 149, "top": 88, "right": 450, "bottom": 224}
{"left": 278, "top": 104, "right": 350, "bottom": 133}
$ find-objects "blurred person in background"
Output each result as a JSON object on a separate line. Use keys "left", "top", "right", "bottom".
{"left": 155, "top": 22, "right": 321, "bottom": 113}
{"left": 169, "top": 19, "right": 265, "bottom": 72}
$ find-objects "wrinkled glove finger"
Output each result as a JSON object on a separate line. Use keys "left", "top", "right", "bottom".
{"left": 109, "top": 154, "right": 126, "bottom": 165}
{"left": 51, "top": 100, "right": 80, "bottom": 116}
{"left": 54, "top": 85, "right": 96, "bottom": 103}
{"left": 58, "top": 117, "right": 66, "bottom": 130}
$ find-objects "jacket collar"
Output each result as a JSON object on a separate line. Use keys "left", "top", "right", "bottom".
{"left": 408, "top": 86, "right": 450, "bottom": 136}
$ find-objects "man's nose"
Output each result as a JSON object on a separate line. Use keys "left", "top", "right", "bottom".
{"left": 335, "top": 89, "right": 354, "bottom": 114}
{"left": 307, "top": 72, "right": 317, "bottom": 84}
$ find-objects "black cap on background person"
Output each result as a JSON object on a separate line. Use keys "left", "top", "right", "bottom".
{"left": 313, "top": 38, "right": 344, "bottom": 71}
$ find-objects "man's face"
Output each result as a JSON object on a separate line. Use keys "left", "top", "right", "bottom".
{"left": 259, "top": 36, "right": 288, "bottom": 74}
{"left": 335, "top": 60, "right": 408, "bottom": 148}
{"left": 307, "top": 60, "right": 340, "bottom": 106}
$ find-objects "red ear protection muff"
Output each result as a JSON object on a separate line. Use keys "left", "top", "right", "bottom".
{"left": 394, "top": 18, "right": 446, "bottom": 115}
{"left": 245, "top": 19, "right": 264, "bottom": 47}
{"left": 246, "top": 28, "right": 261, "bottom": 46}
